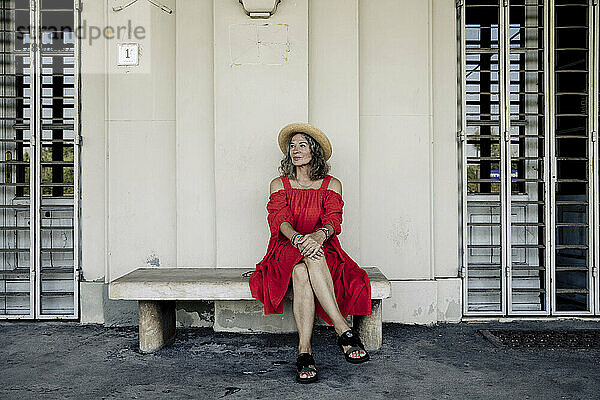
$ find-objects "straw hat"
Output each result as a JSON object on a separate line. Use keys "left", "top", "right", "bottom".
{"left": 278, "top": 122, "right": 332, "bottom": 161}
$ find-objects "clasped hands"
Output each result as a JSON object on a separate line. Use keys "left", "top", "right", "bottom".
{"left": 296, "top": 231, "right": 327, "bottom": 261}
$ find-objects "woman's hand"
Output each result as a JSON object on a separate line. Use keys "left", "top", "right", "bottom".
{"left": 297, "top": 232, "right": 325, "bottom": 260}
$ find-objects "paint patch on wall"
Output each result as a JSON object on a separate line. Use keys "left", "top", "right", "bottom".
{"left": 229, "top": 23, "right": 290, "bottom": 66}
{"left": 146, "top": 252, "right": 160, "bottom": 267}
{"left": 444, "top": 300, "right": 461, "bottom": 321}
{"left": 389, "top": 217, "right": 411, "bottom": 248}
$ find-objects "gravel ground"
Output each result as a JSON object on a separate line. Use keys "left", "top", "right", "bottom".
{"left": 482, "top": 329, "right": 600, "bottom": 349}
{"left": 2, "top": 320, "right": 600, "bottom": 399}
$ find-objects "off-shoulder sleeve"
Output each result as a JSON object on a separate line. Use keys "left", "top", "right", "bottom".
{"left": 321, "top": 190, "right": 344, "bottom": 235}
{"left": 266, "top": 190, "right": 293, "bottom": 236}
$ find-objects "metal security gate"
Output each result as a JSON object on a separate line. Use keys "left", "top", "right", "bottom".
{"left": 551, "top": 0, "right": 595, "bottom": 314}
{"left": 594, "top": 0, "right": 599, "bottom": 314}
{"left": 458, "top": 0, "right": 599, "bottom": 316}
{"left": 0, "top": 0, "right": 79, "bottom": 319}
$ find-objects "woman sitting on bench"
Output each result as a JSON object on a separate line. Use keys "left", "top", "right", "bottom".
{"left": 249, "top": 122, "right": 372, "bottom": 384}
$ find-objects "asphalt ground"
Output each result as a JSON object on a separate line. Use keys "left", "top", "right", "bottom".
{"left": 1, "top": 320, "right": 600, "bottom": 400}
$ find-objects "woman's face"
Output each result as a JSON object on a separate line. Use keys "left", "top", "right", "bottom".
{"left": 289, "top": 133, "right": 312, "bottom": 167}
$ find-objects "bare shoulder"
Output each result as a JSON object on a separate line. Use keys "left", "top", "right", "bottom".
{"left": 269, "top": 176, "right": 284, "bottom": 194}
{"left": 326, "top": 176, "right": 342, "bottom": 196}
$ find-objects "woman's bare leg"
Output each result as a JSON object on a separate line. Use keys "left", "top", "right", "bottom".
{"left": 303, "top": 256, "right": 366, "bottom": 359}
{"left": 292, "top": 263, "right": 316, "bottom": 379}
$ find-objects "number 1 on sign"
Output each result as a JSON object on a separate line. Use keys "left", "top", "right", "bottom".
{"left": 118, "top": 43, "right": 139, "bottom": 66}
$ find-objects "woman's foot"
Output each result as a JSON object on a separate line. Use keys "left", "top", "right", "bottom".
{"left": 296, "top": 353, "right": 318, "bottom": 383}
{"left": 342, "top": 345, "right": 367, "bottom": 360}
{"left": 337, "top": 329, "right": 370, "bottom": 364}
{"left": 334, "top": 325, "right": 368, "bottom": 361}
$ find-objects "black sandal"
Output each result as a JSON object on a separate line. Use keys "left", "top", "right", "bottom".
{"left": 295, "top": 353, "right": 318, "bottom": 384}
{"left": 337, "top": 329, "right": 370, "bottom": 364}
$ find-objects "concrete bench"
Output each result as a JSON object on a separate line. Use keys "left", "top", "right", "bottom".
{"left": 109, "top": 267, "right": 391, "bottom": 353}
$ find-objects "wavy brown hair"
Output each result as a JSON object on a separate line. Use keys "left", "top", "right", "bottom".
{"left": 278, "top": 133, "right": 330, "bottom": 180}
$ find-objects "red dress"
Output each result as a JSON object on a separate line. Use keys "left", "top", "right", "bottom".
{"left": 249, "top": 174, "right": 371, "bottom": 325}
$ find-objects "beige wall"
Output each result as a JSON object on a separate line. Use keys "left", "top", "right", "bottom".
{"left": 175, "top": 0, "right": 216, "bottom": 267}
{"left": 82, "top": 0, "right": 178, "bottom": 282}
{"left": 106, "top": 0, "right": 177, "bottom": 281}
{"left": 308, "top": 0, "right": 360, "bottom": 258}
{"left": 432, "top": 0, "right": 459, "bottom": 278}
{"left": 214, "top": 0, "right": 308, "bottom": 268}
{"left": 359, "top": 0, "right": 433, "bottom": 281}
{"left": 80, "top": 0, "right": 460, "bottom": 323}
{"left": 80, "top": 0, "right": 107, "bottom": 282}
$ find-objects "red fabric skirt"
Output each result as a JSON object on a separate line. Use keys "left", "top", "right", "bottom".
{"left": 249, "top": 235, "right": 371, "bottom": 325}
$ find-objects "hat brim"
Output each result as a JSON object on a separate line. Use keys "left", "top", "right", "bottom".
{"left": 278, "top": 122, "right": 332, "bottom": 161}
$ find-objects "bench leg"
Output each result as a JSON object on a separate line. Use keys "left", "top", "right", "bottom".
{"left": 354, "top": 299, "right": 382, "bottom": 351}
{"left": 138, "top": 300, "right": 176, "bottom": 353}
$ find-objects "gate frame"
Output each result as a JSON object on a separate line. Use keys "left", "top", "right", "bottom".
{"left": 33, "top": 0, "right": 81, "bottom": 320}
{"left": 0, "top": 0, "right": 83, "bottom": 320}
{"left": 459, "top": 0, "right": 599, "bottom": 317}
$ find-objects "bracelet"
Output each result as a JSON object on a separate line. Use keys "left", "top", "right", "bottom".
{"left": 317, "top": 227, "right": 331, "bottom": 241}
{"left": 291, "top": 233, "right": 304, "bottom": 248}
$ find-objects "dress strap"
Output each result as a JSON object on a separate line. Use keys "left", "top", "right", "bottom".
{"left": 281, "top": 175, "right": 292, "bottom": 192}
{"left": 320, "top": 175, "right": 332, "bottom": 190}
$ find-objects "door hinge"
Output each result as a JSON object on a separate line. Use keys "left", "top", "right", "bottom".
{"left": 30, "top": 0, "right": 36, "bottom": 12}
{"left": 456, "top": 0, "right": 464, "bottom": 8}
{"left": 593, "top": 267, "right": 598, "bottom": 277}
{"left": 504, "top": 131, "right": 510, "bottom": 142}
{"left": 592, "top": 0, "right": 598, "bottom": 7}
{"left": 506, "top": 266, "right": 510, "bottom": 277}
{"left": 592, "top": 131, "right": 598, "bottom": 143}
{"left": 503, "top": 0, "right": 508, "bottom": 7}
{"left": 457, "top": 130, "right": 466, "bottom": 142}
{"left": 460, "top": 266, "right": 466, "bottom": 278}
{"left": 76, "top": 0, "right": 82, "bottom": 11}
